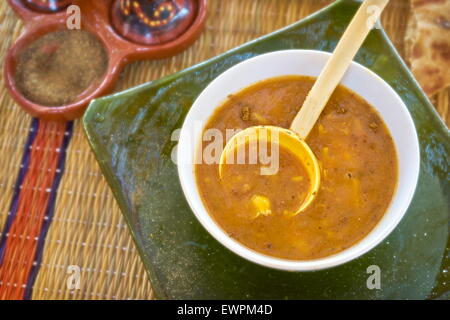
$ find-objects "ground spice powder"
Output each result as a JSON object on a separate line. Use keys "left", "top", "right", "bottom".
{"left": 15, "top": 30, "right": 108, "bottom": 106}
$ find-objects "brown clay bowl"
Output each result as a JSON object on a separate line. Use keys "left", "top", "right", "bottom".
{"left": 4, "top": 0, "right": 207, "bottom": 121}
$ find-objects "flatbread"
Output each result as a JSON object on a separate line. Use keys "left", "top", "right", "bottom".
{"left": 405, "top": 0, "right": 450, "bottom": 96}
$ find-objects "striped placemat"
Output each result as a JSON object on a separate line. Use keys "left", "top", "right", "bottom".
{"left": 0, "top": 0, "right": 448, "bottom": 300}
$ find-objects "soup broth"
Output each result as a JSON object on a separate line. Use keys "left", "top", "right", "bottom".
{"left": 195, "top": 75, "right": 398, "bottom": 260}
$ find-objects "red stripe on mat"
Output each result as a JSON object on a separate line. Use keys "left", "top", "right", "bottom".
{"left": 0, "top": 120, "right": 66, "bottom": 300}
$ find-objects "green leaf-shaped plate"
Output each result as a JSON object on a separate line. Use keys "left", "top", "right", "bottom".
{"left": 83, "top": 0, "right": 449, "bottom": 299}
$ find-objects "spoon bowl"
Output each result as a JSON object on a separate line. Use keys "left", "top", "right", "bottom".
{"left": 219, "top": 125, "right": 321, "bottom": 215}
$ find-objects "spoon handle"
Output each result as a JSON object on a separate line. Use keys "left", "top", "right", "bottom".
{"left": 290, "top": 0, "right": 389, "bottom": 139}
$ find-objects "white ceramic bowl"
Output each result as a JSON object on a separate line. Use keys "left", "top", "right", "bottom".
{"left": 177, "top": 50, "right": 420, "bottom": 271}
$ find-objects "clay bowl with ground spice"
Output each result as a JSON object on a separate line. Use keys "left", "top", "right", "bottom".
{"left": 4, "top": 0, "right": 207, "bottom": 121}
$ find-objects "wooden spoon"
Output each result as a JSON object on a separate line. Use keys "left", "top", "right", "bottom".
{"left": 219, "top": 0, "right": 390, "bottom": 215}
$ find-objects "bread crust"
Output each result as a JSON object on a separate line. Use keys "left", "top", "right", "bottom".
{"left": 405, "top": 0, "right": 450, "bottom": 96}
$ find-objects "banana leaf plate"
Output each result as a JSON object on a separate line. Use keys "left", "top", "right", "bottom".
{"left": 83, "top": 0, "right": 449, "bottom": 299}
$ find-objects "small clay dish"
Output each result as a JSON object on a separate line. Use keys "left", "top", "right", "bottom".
{"left": 4, "top": 0, "right": 207, "bottom": 121}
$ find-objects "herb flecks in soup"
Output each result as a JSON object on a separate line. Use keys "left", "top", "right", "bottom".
{"left": 195, "top": 76, "right": 398, "bottom": 260}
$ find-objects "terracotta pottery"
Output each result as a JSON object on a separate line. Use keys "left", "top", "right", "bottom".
{"left": 4, "top": 0, "right": 207, "bottom": 121}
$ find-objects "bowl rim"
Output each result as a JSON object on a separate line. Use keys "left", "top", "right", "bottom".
{"left": 177, "top": 49, "right": 420, "bottom": 271}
